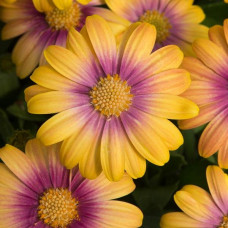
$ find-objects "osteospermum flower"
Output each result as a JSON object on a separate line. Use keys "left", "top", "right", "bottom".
{"left": 25, "top": 15, "right": 199, "bottom": 181}
{"left": 0, "top": 139, "right": 143, "bottom": 227}
{"left": 179, "top": 19, "right": 228, "bottom": 168}
{"left": 0, "top": 0, "right": 105, "bottom": 78}
{"left": 101, "top": 0, "right": 208, "bottom": 55}
{"left": 160, "top": 165, "right": 228, "bottom": 228}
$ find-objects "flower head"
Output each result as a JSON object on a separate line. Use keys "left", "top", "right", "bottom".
{"left": 25, "top": 15, "right": 199, "bottom": 181}
{"left": 179, "top": 19, "right": 228, "bottom": 168}
{"left": 0, "top": 139, "right": 143, "bottom": 227}
{"left": 0, "top": 0, "right": 105, "bottom": 78}
{"left": 160, "top": 165, "right": 228, "bottom": 228}
{"left": 101, "top": 0, "right": 208, "bottom": 55}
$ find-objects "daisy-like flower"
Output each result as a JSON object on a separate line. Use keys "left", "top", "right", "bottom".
{"left": 25, "top": 15, "right": 199, "bottom": 181}
{"left": 178, "top": 19, "right": 228, "bottom": 168}
{"left": 100, "top": 0, "right": 208, "bottom": 55}
{"left": 0, "top": 0, "right": 105, "bottom": 78}
{"left": 160, "top": 165, "right": 228, "bottom": 228}
{"left": 0, "top": 139, "right": 143, "bottom": 227}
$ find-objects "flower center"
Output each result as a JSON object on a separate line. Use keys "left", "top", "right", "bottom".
{"left": 139, "top": 10, "right": 171, "bottom": 43}
{"left": 38, "top": 188, "right": 79, "bottom": 227}
{"left": 45, "top": 3, "right": 81, "bottom": 30}
{"left": 90, "top": 74, "right": 133, "bottom": 117}
{"left": 218, "top": 216, "right": 228, "bottom": 228}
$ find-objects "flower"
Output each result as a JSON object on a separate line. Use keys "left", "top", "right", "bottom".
{"left": 178, "top": 19, "right": 228, "bottom": 168}
{"left": 0, "top": 0, "right": 105, "bottom": 78}
{"left": 0, "top": 139, "right": 143, "bottom": 227}
{"left": 25, "top": 15, "right": 199, "bottom": 181}
{"left": 160, "top": 165, "right": 228, "bottom": 228}
{"left": 101, "top": 0, "right": 208, "bottom": 55}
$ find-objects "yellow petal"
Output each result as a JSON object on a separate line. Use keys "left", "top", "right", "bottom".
{"left": 121, "top": 109, "right": 170, "bottom": 166}
{"left": 37, "top": 106, "right": 92, "bottom": 145}
{"left": 133, "top": 69, "right": 191, "bottom": 96}
{"left": 95, "top": 201, "right": 143, "bottom": 227}
{"left": 206, "top": 166, "right": 228, "bottom": 214}
{"left": 148, "top": 116, "right": 183, "bottom": 150}
{"left": 181, "top": 185, "right": 221, "bottom": 218}
{"left": 84, "top": 172, "right": 135, "bottom": 201}
{"left": 44, "top": 45, "right": 95, "bottom": 87}
{"left": 160, "top": 212, "right": 207, "bottom": 228}
{"left": 124, "top": 141, "right": 146, "bottom": 179}
{"left": 12, "top": 31, "right": 47, "bottom": 78}
{"left": 181, "top": 56, "right": 227, "bottom": 83}
{"left": 147, "top": 45, "right": 184, "bottom": 74}
{"left": 0, "top": 144, "right": 42, "bottom": 192}
{"left": 181, "top": 5, "right": 205, "bottom": 24}
{"left": 100, "top": 119, "right": 125, "bottom": 181}
{"left": 77, "top": 0, "right": 91, "bottom": 5}
{"left": 180, "top": 80, "right": 226, "bottom": 106}
{"left": 0, "top": 163, "right": 26, "bottom": 194}
{"left": 53, "top": 0, "right": 72, "bottom": 10}
{"left": 79, "top": 115, "right": 104, "bottom": 179}
{"left": 199, "top": 109, "right": 228, "bottom": 158}
{"left": 30, "top": 65, "right": 80, "bottom": 91}
{"left": 60, "top": 112, "right": 103, "bottom": 178}
{"left": 179, "top": 100, "right": 226, "bottom": 130}
{"left": 67, "top": 27, "right": 102, "bottom": 76}
{"left": 218, "top": 141, "right": 228, "bottom": 169}
{"left": 32, "top": 0, "right": 53, "bottom": 12}
{"left": 141, "top": 94, "right": 199, "bottom": 120}
{"left": 174, "top": 190, "right": 213, "bottom": 222}
{"left": 86, "top": 15, "right": 117, "bottom": 75}
{"left": 105, "top": 0, "right": 143, "bottom": 21}
{"left": 67, "top": 27, "right": 94, "bottom": 60}
{"left": 120, "top": 23, "right": 156, "bottom": 78}
{"left": 193, "top": 39, "right": 228, "bottom": 77}
{"left": 24, "top": 85, "right": 50, "bottom": 102}
{"left": 28, "top": 91, "right": 86, "bottom": 114}
{"left": 224, "top": 19, "right": 228, "bottom": 44}
{"left": 2, "top": 19, "right": 34, "bottom": 40}
{"left": 209, "top": 25, "right": 228, "bottom": 55}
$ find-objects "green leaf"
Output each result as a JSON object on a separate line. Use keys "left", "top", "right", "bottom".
{"left": 0, "top": 108, "right": 14, "bottom": 144}
{"left": 200, "top": 2, "right": 228, "bottom": 26}
{"left": 142, "top": 215, "right": 160, "bottom": 228}
{"left": 0, "top": 54, "right": 19, "bottom": 103}
{"left": 133, "top": 182, "right": 179, "bottom": 214}
{"left": 7, "top": 102, "right": 48, "bottom": 122}
{"left": 181, "top": 129, "right": 199, "bottom": 162}
{"left": 179, "top": 159, "right": 212, "bottom": 190}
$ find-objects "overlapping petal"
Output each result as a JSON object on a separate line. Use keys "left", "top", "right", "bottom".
{"left": 0, "top": 139, "right": 142, "bottom": 227}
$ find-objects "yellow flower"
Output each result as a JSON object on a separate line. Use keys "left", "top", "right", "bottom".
{"left": 26, "top": 15, "right": 199, "bottom": 181}
{"left": 0, "top": 139, "right": 143, "bottom": 227}
{"left": 161, "top": 166, "right": 228, "bottom": 228}
{"left": 179, "top": 19, "right": 228, "bottom": 168}
{"left": 101, "top": 0, "right": 208, "bottom": 55}
{"left": 0, "top": 0, "right": 105, "bottom": 78}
